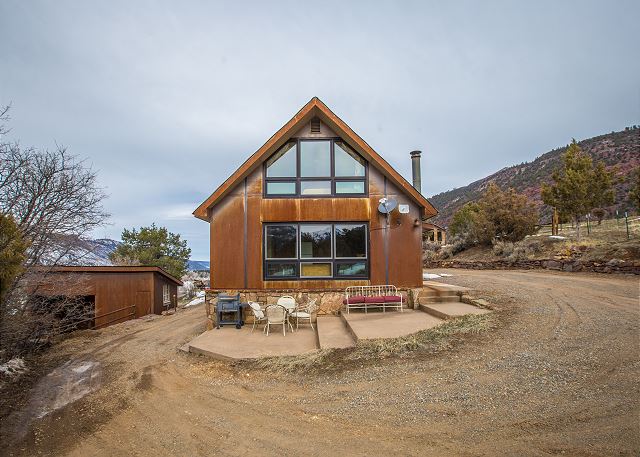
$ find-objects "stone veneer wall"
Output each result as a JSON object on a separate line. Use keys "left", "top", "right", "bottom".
{"left": 425, "top": 258, "right": 640, "bottom": 275}
{"left": 204, "top": 288, "right": 415, "bottom": 330}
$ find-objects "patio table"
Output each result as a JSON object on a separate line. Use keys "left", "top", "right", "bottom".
{"left": 279, "top": 301, "right": 296, "bottom": 332}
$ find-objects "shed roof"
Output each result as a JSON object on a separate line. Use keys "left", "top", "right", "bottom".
{"left": 423, "top": 221, "right": 446, "bottom": 231}
{"left": 49, "top": 266, "right": 183, "bottom": 286}
{"left": 193, "top": 97, "right": 438, "bottom": 221}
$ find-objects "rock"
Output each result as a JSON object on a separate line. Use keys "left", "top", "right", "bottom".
{"left": 545, "top": 260, "right": 563, "bottom": 270}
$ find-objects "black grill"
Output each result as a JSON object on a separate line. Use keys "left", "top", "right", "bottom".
{"left": 215, "top": 293, "right": 244, "bottom": 329}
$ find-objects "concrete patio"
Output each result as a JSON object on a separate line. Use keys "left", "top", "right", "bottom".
{"left": 186, "top": 281, "right": 491, "bottom": 361}
{"left": 188, "top": 326, "right": 318, "bottom": 361}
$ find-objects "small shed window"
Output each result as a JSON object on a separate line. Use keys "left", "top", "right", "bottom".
{"left": 264, "top": 222, "right": 368, "bottom": 280}
{"left": 264, "top": 138, "right": 367, "bottom": 197}
{"left": 163, "top": 284, "right": 170, "bottom": 304}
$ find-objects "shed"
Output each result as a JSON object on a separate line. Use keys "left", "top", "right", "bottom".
{"left": 34, "top": 266, "right": 183, "bottom": 328}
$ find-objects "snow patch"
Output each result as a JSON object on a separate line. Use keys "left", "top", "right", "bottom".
{"left": 29, "top": 360, "right": 101, "bottom": 420}
{"left": 549, "top": 235, "right": 567, "bottom": 240}
{"left": 423, "top": 273, "right": 441, "bottom": 280}
{"left": 184, "top": 296, "right": 205, "bottom": 308}
{"left": 0, "top": 358, "right": 27, "bottom": 377}
{"left": 71, "top": 362, "right": 95, "bottom": 374}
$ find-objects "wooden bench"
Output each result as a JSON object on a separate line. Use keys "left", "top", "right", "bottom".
{"left": 343, "top": 285, "right": 404, "bottom": 314}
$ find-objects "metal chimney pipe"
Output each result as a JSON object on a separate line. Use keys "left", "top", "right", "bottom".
{"left": 410, "top": 150, "right": 422, "bottom": 194}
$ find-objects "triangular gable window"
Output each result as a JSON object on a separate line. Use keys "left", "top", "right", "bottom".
{"left": 265, "top": 141, "right": 296, "bottom": 177}
{"left": 264, "top": 138, "right": 367, "bottom": 197}
{"left": 334, "top": 141, "right": 365, "bottom": 177}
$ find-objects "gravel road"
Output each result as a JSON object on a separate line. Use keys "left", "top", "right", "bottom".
{"left": 2, "top": 269, "right": 638, "bottom": 456}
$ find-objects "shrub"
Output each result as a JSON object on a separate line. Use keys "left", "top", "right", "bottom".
{"left": 422, "top": 241, "right": 442, "bottom": 262}
{"left": 449, "top": 183, "right": 538, "bottom": 248}
{"left": 492, "top": 240, "right": 515, "bottom": 257}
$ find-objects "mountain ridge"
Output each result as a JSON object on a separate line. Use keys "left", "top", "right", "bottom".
{"left": 47, "top": 237, "right": 209, "bottom": 272}
{"left": 428, "top": 127, "right": 640, "bottom": 226}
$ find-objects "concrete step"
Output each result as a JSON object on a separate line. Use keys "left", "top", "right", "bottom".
{"left": 340, "top": 309, "right": 444, "bottom": 341}
{"left": 419, "top": 302, "right": 491, "bottom": 320}
{"left": 417, "top": 296, "right": 462, "bottom": 305}
{"left": 422, "top": 281, "right": 473, "bottom": 294}
{"left": 316, "top": 316, "right": 355, "bottom": 349}
{"left": 417, "top": 289, "right": 460, "bottom": 298}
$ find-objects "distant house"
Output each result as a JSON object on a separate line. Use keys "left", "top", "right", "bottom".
{"left": 34, "top": 266, "right": 182, "bottom": 328}
{"left": 193, "top": 97, "right": 437, "bottom": 290}
{"left": 423, "top": 221, "right": 447, "bottom": 245}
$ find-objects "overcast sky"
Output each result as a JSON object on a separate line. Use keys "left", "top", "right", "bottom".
{"left": 1, "top": 1, "right": 638, "bottom": 259}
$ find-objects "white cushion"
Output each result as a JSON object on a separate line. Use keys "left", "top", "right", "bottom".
{"left": 249, "top": 302, "right": 264, "bottom": 319}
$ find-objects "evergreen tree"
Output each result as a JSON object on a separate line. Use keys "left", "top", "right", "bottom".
{"left": 541, "top": 139, "right": 615, "bottom": 239}
{"left": 449, "top": 202, "right": 482, "bottom": 238}
{"left": 449, "top": 183, "right": 538, "bottom": 246}
{"left": 479, "top": 183, "right": 538, "bottom": 243}
{"left": 0, "top": 213, "right": 28, "bottom": 302}
{"left": 590, "top": 161, "right": 616, "bottom": 212}
{"left": 629, "top": 166, "right": 640, "bottom": 212}
{"left": 110, "top": 224, "right": 191, "bottom": 279}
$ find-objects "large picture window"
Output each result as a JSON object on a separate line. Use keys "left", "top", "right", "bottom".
{"left": 264, "top": 139, "right": 367, "bottom": 197}
{"left": 264, "top": 222, "right": 368, "bottom": 279}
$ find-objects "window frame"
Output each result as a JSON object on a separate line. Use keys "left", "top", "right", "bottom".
{"left": 162, "top": 284, "right": 170, "bottom": 305}
{"left": 263, "top": 222, "right": 369, "bottom": 280}
{"left": 263, "top": 138, "right": 368, "bottom": 198}
{"left": 264, "top": 223, "right": 299, "bottom": 260}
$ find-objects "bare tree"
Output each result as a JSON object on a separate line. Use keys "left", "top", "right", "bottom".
{"left": 0, "top": 146, "right": 109, "bottom": 267}
{"left": 0, "top": 105, "right": 109, "bottom": 360}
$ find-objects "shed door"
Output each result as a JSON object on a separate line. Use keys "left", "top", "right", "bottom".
{"left": 135, "top": 291, "right": 152, "bottom": 317}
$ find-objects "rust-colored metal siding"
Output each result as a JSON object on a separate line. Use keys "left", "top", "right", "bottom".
{"left": 209, "top": 163, "right": 424, "bottom": 289}
{"left": 152, "top": 273, "right": 178, "bottom": 314}
{"left": 34, "top": 270, "right": 179, "bottom": 328}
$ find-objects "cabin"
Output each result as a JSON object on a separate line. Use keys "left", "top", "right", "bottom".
{"left": 33, "top": 266, "right": 182, "bottom": 329}
{"left": 194, "top": 97, "right": 437, "bottom": 298}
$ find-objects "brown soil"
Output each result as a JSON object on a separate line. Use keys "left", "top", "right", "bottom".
{"left": 2, "top": 269, "right": 639, "bottom": 456}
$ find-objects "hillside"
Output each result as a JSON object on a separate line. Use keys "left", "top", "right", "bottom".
{"left": 44, "top": 237, "right": 209, "bottom": 272}
{"left": 429, "top": 127, "right": 640, "bottom": 226}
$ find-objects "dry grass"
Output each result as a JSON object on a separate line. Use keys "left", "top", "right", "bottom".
{"left": 247, "top": 348, "right": 337, "bottom": 373}
{"left": 347, "top": 313, "right": 495, "bottom": 360}
{"left": 247, "top": 313, "right": 496, "bottom": 373}
{"left": 437, "top": 216, "right": 640, "bottom": 263}
{"left": 537, "top": 216, "right": 640, "bottom": 242}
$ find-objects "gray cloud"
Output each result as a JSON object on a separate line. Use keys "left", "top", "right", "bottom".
{"left": 1, "top": 0, "right": 638, "bottom": 259}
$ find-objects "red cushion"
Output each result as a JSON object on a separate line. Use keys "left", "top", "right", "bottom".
{"left": 384, "top": 295, "right": 402, "bottom": 303}
{"left": 364, "top": 296, "right": 385, "bottom": 304}
{"left": 343, "top": 295, "right": 365, "bottom": 305}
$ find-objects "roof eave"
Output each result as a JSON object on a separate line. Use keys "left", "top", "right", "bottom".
{"left": 193, "top": 97, "right": 439, "bottom": 219}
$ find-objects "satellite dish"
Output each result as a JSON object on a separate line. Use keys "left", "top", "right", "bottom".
{"left": 378, "top": 197, "right": 398, "bottom": 214}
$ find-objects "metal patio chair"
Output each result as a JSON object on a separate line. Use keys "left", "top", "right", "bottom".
{"left": 289, "top": 299, "right": 318, "bottom": 330}
{"left": 248, "top": 301, "right": 266, "bottom": 333}
{"left": 264, "top": 304, "right": 288, "bottom": 336}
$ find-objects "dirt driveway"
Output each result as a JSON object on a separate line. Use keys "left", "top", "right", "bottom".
{"left": 2, "top": 269, "right": 639, "bottom": 456}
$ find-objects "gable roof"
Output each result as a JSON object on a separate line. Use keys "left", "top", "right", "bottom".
{"left": 49, "top": 266, "right": 183, "bottom": 286}
{"left": 193, "top": 97, "right": 438, "bottom": 221}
